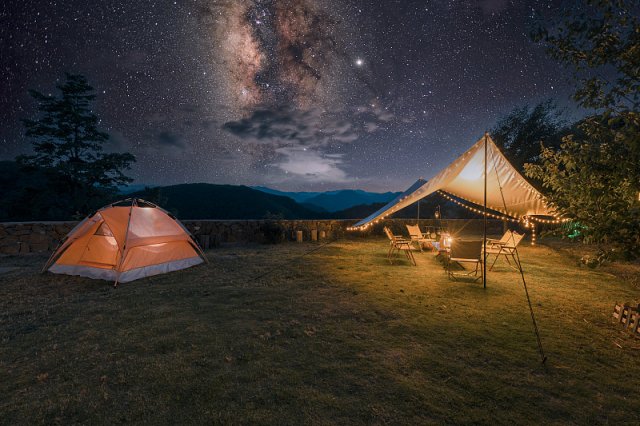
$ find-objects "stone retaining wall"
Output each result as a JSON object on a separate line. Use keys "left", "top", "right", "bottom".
{"left": 183, "top": 220, "right": 356, "bottom": 248}
{"left": 0, "top": 218, "right": 509, "bottom": 255}
{"left": 0, "top": 222, "right": 74, "bottom": 255}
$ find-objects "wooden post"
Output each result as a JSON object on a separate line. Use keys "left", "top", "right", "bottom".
{"left": 630, "top": 312, "right": 640, "bottom": 337}
{"left": 320, "top": 230, "right": 326, "bottom": 240}
{"left": 311, "top": 229, "right": 318, "bottom": 241}
{"left": 296, "top": 230, "right": 303, "bottom": 243}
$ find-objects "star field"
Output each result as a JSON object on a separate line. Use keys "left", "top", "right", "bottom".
{"left": 0, "top": 0, "right": 575, "bottom": 191}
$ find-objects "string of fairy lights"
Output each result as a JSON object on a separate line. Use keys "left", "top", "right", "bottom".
{"left": 346, "top": 190, "right": 571, "bottom": 246}
{"left": 436, "top": 191, "right": 519, "bottom": 223}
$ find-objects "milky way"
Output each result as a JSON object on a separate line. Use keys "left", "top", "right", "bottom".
{"left": 1, "top": 0, "right": 576, "bottom": 191}
{"left": 202, "top": 0, "right": 381, "bottom": 185}
{"left": 208, "top": 0, "right": 345, "bottom": 111}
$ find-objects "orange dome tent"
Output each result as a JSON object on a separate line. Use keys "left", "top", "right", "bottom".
{"left": 43, "top": 199, "right": 207, "bottom": 285}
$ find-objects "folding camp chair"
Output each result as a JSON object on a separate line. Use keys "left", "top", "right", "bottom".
{"left": 447, "top": 239, "right": 483, "bottom": 281}
{"left": 405, "top": 224, "right": 435, "bottom": 251}
{"left": 383, "top": 226, "right": 416, "bottom": 266}
{"left": 484, "top": 231, "right": 525, "bottom": 271}
{"left": 487, "top": 230, "right": 513, "bottom": 247}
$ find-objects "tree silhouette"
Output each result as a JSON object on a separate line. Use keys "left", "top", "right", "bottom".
{"left": 18, "top": 73, "right": 135, "bottom": 217}
{"left": 491, "top": 100, "right": 565, "bottom": 174}
{"left": 529, "top": 1, "right": 640, "bottom": 257}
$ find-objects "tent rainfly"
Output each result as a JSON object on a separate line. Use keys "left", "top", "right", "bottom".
{"left": 351, "top": 134, "right": 555, "bottom": 229}
{"left": 43, "top": 199, "right": 207, "bottom": 284}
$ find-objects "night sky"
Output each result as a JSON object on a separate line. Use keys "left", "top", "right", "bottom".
{"left": 1, "top": 0, "right": 577, "bottom": 192}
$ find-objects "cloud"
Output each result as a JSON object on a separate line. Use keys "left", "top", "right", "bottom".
{"left": 364, "top": 122, "right": 379, "bottom": 133}
{"left": 106, "top": 130, "right": 130, "bottom": 153}
{"left": 355, "top": 103, "right": 395, "bottom": 123}
{"left": 223, "top": 103, "right": 395, "bottom": 147}
{"left": 222, "top": 105, "right": 357, "bottom": 148}
{"left": 222, "top": 102, "right": 397, "bottom": 183}
{"left": 157, "top": 130, "right": 185, "bottom": 149}
{"left": 274, "top": 147, "right": 348, "bottom": 183}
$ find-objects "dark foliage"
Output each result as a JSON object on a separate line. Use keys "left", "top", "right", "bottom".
{"left": 534, "top": 0, "right": 640, "bottom": 111}
{"left": 526, "top": 113, "right": 640, "bottom": 256}
{"left": 491, "top": 100, "right": 566, "bottom": 173}
{"left": 259, "top": 213, "right": 287, "bottom": 244}
{"left": 14, "top": 74, "right": 135, "bottom": 219}
{"left": 530, "top": 0, "right": 640, "bottom": 257}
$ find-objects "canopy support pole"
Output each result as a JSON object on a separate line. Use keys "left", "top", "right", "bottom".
{"left": 483, "top": 132, "right": 488, "bottom": 289}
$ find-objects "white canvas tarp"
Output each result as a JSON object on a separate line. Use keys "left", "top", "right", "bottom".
{"left": 353, "top": 134, "right": 553, "bottom": 229}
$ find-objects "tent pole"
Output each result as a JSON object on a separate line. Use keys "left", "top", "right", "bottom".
{"left": 483, "top": 132, "right": 488, "bottom": 289}
{"left": 114, "top": 199, "right": 136, "bottom": 288}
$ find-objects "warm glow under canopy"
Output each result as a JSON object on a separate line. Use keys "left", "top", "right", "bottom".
{"left": 354, "top": 134, "right": 553, "bottom": 228}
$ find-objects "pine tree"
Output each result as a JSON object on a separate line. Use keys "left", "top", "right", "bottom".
{"left": 491, "top": 100, "right": 565, "bottom": 174}
{"left": 18, "top": 74, "right": 135, "bottom": 217}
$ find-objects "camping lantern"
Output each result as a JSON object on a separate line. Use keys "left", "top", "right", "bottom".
{"left": 441, "top": 233, "right": 452, "bottom": 248}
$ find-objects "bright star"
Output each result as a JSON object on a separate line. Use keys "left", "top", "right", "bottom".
{"left": 355, "top": 58, "right": 364, "bottom": 67}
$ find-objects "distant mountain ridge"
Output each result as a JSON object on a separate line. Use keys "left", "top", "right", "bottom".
{"left": 252, "top": 186, "right": 322, "bottom": 203}
{"left": 119, "top": 184, "right": 152, "bottom": 194}
{"left": 126, "top": 183, "right": 395, "bottom": 220}
{"left": 253, "top": 186, "right": 400, "bottom": 212}
{"left": 130, "top": 183, "right": 320, "bottom": 220}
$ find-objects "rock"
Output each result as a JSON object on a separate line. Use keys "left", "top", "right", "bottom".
{"left": 30, "top": 243, "right": 49, "bottom": 253}
{"left": 29, "top": 233, "right": 49, "bottom": 244}
{"left": 54, "top": 225, "right": 68, "bottom": 235}
{"left": 32, "top": 225, "right": 45, "bottom": 235}
{"left": 0, "top": 235, "right": 19, "bottom": 246}
{"left": 0, "top": 244, "right": 20, "bottom": 255}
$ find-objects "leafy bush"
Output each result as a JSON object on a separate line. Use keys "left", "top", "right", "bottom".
{"left": 260, "top": 212, "right": 286, "bottom": 244}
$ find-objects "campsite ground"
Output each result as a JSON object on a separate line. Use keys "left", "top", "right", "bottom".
{"left": 1, "top": 237, "right": 639, "bottom": 424}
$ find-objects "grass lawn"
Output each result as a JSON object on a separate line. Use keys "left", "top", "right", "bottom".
{"left": 1, "top": 236, "right": 639, "bottom": 424}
